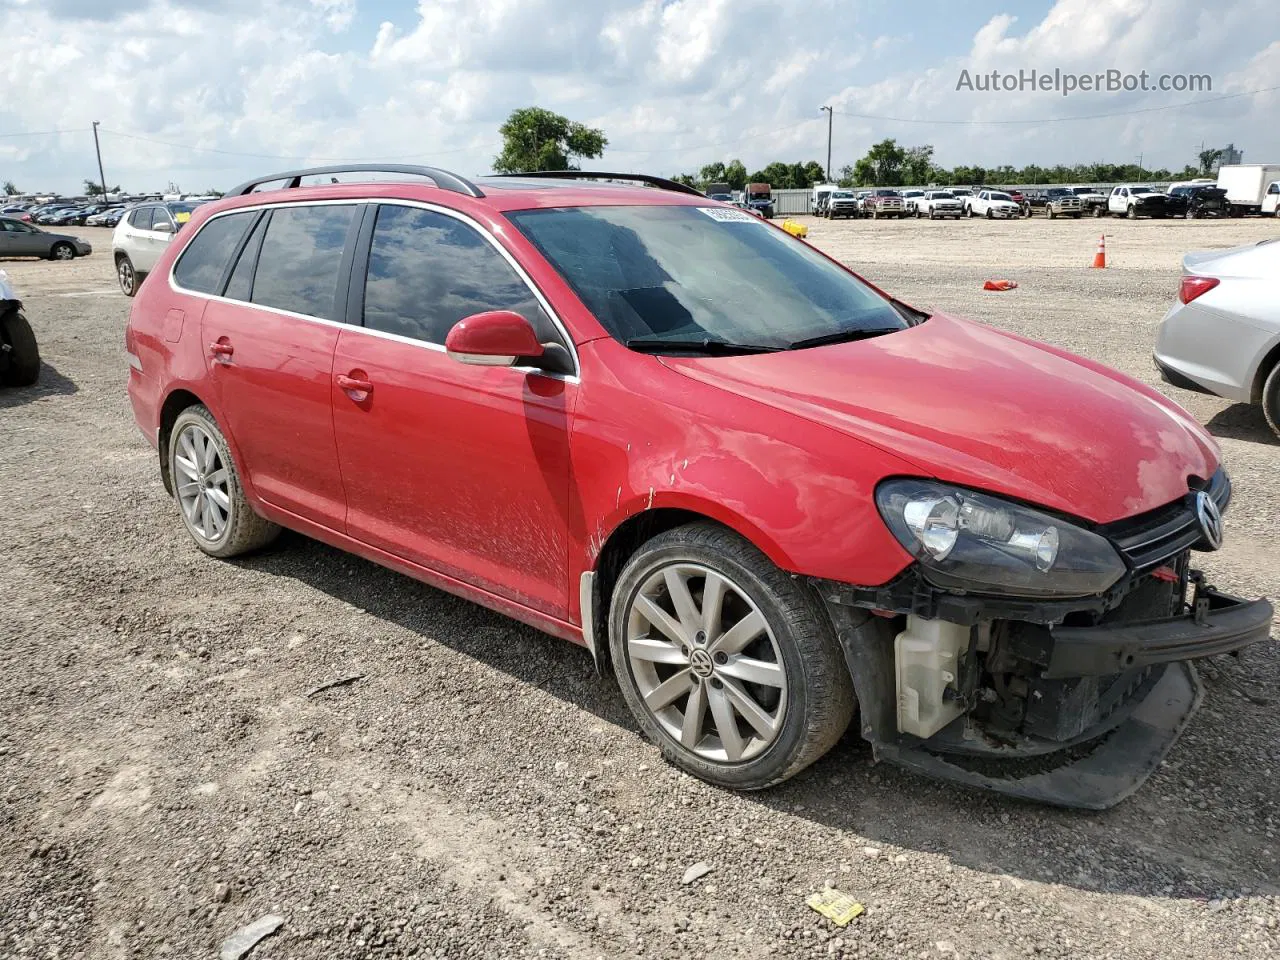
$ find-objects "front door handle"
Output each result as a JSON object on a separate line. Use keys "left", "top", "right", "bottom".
{"left": 336, "top": 373, "right": 374, "bottom": 395}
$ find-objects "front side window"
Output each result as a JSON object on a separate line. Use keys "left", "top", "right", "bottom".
{"left": 363, "top": 204, "right": 556, "bottom": 347}
{"left": 250, "top": 205, "right": 355, "bottom": 320}
{"left": 172, "top": 212, "right": 256, "bottom": 294}
{"left": 508, "top": 204, "right": 912, "bottom": 352}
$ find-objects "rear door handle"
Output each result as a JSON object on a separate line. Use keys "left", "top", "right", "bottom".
{"left": 209, "top": 339, "right": 234, "bottom": 363}
{"left": 336, "top": 374, "right": 374, "bottom": 394}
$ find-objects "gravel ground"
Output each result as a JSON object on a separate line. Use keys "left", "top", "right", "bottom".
{"left": 2, "top": 219, "right": 1278, "bottom": 960}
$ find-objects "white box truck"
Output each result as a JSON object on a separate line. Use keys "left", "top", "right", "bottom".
{"left": 1215, "top": 164, "right": 1280, "bottom": 216}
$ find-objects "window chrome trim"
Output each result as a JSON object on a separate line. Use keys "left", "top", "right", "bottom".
{"left": 167, "top": 197, "right": 580, "bottom": 380}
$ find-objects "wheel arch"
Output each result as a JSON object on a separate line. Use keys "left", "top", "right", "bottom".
{"left": 1251, "top": 337, "right": 1280, "bottom": 405}
{"left": 157, "top": 387, "right": 209, "bottom": 494}
{"left": 584, "top": 503, "right": 796, "bottom": 674}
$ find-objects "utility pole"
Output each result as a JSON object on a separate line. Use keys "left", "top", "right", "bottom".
{"left": 92, "top": 121, "right": 108, "bottom": 199}
{"left": 819, "top": 106, "right": 833, "bottom": 182}
{"left": 1137, "top": 153, "right": 1143, "bottom": 181}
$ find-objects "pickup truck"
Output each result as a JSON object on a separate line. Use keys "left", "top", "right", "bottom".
{"left": 864, "top": 189, "right": 906, "bottom": 219}
{"left": 1038, "top": 188, "right": 1083, "bottom": 219}
{"left": 1107, "top": 185, "right": 1188, "bottom": 219}
{"left": 916, "top": 190, "right": 963, "bottom": 219}
{"left": 1069, "top": 186, "right": 1108, "bottom": 217}
{"left": 966, "top": 190, "right": 1022, "bottom": 219}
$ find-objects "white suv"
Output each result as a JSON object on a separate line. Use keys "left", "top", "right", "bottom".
{"left": 112, "top": 201, "right": 204, "bottom": 296}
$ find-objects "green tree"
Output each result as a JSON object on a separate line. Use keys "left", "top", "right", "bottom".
{"left": 698, "top": 161, "right": 727, "bottom": 185}
{"left": 2, "top": 180, "right": 18, "bottom": 196}
{"left": 724, "top": 159, "right": 748, "bottom": 191}
{"left": 902, "top": 145, "right": 934, "bottom": 186}
{"left": 83, "top": 179, "right": 121, "bottom": 196}
{"left": 1198, "top": 148, "right": 1223, "bottom": 176}
{"left": 671, "top": 173, "right": 698, "bottom": 188}
{"left": 493, "top": 107, "right": 607, "bottom": 174}
{"left": 798, "top": 160, "right": 827, "bottom": 187}
{"left": 849, "top": 139, "right": 908, "bottom": 186}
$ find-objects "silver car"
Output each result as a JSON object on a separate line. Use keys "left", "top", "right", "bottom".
{"left": 1154, "top": 239, "right": 1280, "bottom": 437}
{"left": 0, "top": 217, "right": 93, "bottom": 261}
{"left": 111, "top": 201, "right": 203, "bottom": 296}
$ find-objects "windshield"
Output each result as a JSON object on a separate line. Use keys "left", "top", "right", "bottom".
{"left": 873, "top": 189, "right": 899, "bottom": 197}
{"left": 507, "top": 205, "right": 912, "bottom": 352}
{"left": 930, "top": 192, "right": 955, "bottom": 199}
{"left": 990, "top": 192, "right": 1013, "bottom": 202}
{"left": 1130, "top": 187, "right": 1158, "bottom": 195}
{"left": 832, "top": 191, "right": 854, "bottom": 198}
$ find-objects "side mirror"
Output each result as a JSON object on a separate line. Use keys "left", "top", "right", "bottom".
{"left": 154, "top": 221, "right": 174, "bottom": 235}
{"left": 445, "top": 310, "right": 544, "bottom": 367}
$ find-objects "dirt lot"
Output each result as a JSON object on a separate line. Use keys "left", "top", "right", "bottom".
{"left": 2, "top": 218, "right": 1278, "bottom": 960}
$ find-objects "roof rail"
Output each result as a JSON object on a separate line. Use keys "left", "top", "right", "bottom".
{"left": 226, "top": 164, "right": 485, "bottom": 199}
{"left": 490, "top": 171, "right": 705, "bottom": 198}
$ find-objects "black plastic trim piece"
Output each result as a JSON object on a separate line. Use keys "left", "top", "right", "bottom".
{"left": 227, "top": 165, "right": 485, "bottom": 199}
{"left": 488, "top": 171, "right": 706, "bottom": 197}
{"left": 1043, "top": 588, "right": 1273, "bottom": 678}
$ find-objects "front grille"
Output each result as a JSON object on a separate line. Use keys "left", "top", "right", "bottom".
{"left": 1102, "top": 468, "right": 1230, "bottom": 570}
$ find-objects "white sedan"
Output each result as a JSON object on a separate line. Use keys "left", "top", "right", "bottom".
{"left": 966, "top": 190, "right": 1022, "bottom": 219}
{"left": 1154, "top": 239, "right": 1280, "bottom": 437}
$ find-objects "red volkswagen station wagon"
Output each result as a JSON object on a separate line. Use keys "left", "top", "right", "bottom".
{"left": 125, "top": 165, "right": 1272, "bottom": 808}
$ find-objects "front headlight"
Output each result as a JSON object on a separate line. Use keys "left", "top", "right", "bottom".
{"left": 876, "top": 479, "right": 1126, "bottom": 598}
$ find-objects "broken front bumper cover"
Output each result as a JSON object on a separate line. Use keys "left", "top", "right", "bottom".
{"left": 880, "top": 661, "right": 1201, "bottom": 810}
{"left": 821, "top": 578, "right": 1274, "bottom": 809}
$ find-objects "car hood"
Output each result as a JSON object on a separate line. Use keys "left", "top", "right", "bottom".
{"left": 661, "top": 314, "right": 1219, "bottom": 524}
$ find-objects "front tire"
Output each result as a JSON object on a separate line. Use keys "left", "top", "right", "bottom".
{"left": 50, "top": 242, "right": 75, "bottom": 261}
{"left": 1263, "top": 362, "right": 1280, "bottom": 441}
{"left": 609, "top": 522, "right": 855, "bottom": 790}
{"left": 167, "top": 405, "right": 280, "bottom": 559}
{"left": 0, "top": 307, "right": 40, "bottom": 387}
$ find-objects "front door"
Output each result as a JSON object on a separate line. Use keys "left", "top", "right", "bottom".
{"left": 202, "top": 203, "right": 360, "bottom": 529}
{"left": 331, "top": 202, "right": 577, "bottom": 619}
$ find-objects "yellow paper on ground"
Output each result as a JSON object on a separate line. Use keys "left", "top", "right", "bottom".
{"left": 807, "top": 889, "right": 865, "bottom": 926}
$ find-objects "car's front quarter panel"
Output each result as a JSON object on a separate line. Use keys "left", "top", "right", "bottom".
{"left": 569, "top": 339, "right": 917, "bottom": 619}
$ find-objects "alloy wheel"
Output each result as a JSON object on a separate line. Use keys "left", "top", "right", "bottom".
{"left": 54, "top": 244, "right": 74, "bottom": 260}
{"left": 117, "top": 259, "right": 135, "bottom": 294}
{"left": 174, "top": 423, "right": 232, "bottom": 542}
{"left": 625, "top": 562, "right": 787, "bottom": 763}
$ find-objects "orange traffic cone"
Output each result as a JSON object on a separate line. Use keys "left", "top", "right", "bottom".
{"left": 982, "top": 279, "right": 1018, "bottom": 291}
{"left": 1091, "top": 235, "right": 1107, "bottom": 268}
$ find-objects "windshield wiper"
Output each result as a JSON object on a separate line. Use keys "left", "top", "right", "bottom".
{"left": 625, "top": 337, "right": 782, "bottom": 355}
{"left": 786, "top": 327, "right": 904, "bottom": 351}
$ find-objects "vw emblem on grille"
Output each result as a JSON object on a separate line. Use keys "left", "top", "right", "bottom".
{"left": 1194, "top": 491, "right": 1224, "bottom": 550}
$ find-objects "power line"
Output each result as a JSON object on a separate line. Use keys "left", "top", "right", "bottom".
{"left": 832, "top": 83, "right": 1280, "bottom": 126}
{"left": 0, "top": 129, "right": 84, "bottom": 139}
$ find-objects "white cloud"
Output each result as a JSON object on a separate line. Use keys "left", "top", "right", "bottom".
{"left": 0, "top": 0, "right": 1277, "bottom": 195}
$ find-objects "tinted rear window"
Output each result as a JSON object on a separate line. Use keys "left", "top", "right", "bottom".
{"left": 129, "top": 207, "right": 154, "bottom": 230}
{"left": 250, "top": 205, "right": 356, "bottom": 320}
{"left": 172, "top": 212, "right": 255, "bottom": 294}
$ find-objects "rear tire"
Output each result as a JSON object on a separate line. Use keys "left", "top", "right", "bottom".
{"left": 608, "top": 522, "right": 855, "bottom": 790}
{"left": 1263, "top": 363, "right": 1280, "bottom": 441}
{"left": 167, "top": 405, "right": 281, "bottom": 559}
{"left": 0, "top": 307, "right": 40, "bottom": 387}
{"left": 116, "top": 254, "right": 139, "bottom": 297}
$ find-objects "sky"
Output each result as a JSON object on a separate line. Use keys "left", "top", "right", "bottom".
{"left": 0, "top": 0, "right": 1277, "bottom": 195}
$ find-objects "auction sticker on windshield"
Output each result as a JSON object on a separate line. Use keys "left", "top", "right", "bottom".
{"left": 696, "top": 207, "right": 759, "bottom": 223}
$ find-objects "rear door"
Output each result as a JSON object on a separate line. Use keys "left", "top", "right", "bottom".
{"left": 198, "top": 203, "right": 360, "bottom": 529}
{"left": 330, "top": 201, "right": 577, "bottom": 618}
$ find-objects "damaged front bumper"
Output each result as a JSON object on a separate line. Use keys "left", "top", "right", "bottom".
{"left": 817, "top": 571, "right": 1273, "bottom": 810}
